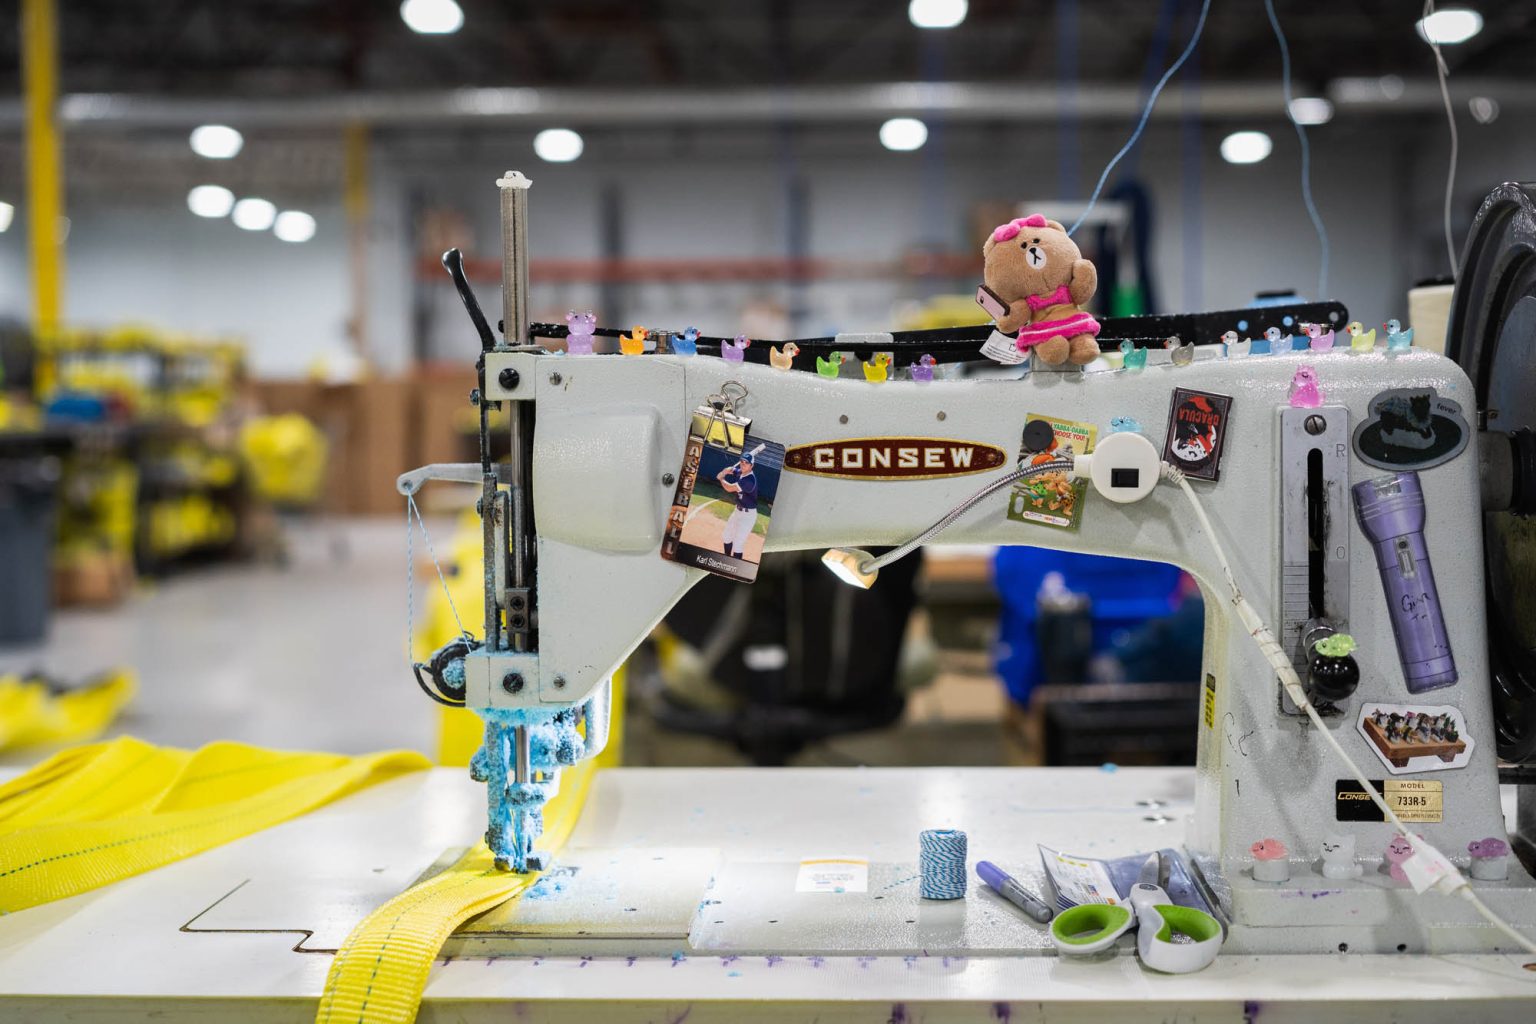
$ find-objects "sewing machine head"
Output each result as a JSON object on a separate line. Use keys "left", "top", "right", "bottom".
{"left": 399, "top": 174, "right": 1536, "bottom": 954}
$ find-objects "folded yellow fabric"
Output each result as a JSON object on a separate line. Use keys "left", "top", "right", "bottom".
{"left": 0, "top": 669, "right": 136, "bottom": 750}
{"left": 0, "top": 736, "right": 430, "bottom": 913}
{"left": 316, "top": 740, "right": 603, "bottom": 1024}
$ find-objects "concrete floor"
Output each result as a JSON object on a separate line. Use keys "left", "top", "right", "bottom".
{"left": 0, "top": 517, "right": 1024, "bottom": 768}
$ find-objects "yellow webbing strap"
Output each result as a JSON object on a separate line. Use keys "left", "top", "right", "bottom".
{"left": 0, "top": 736, "right": 430, "bottom": 913}
{"left": 0, "top": 669, "right": 136, "bottom": 750}
{"left": 316, "top": 748, "right": 603, "bottom": 1024}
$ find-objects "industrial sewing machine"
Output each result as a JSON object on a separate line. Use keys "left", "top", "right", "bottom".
{"left": 398, "top": 172, "right": 1536, "bottom": 957}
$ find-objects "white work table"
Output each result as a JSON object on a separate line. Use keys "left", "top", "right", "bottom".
{"left": 1, "top": 766, "right": 1533, "bottom": 1022}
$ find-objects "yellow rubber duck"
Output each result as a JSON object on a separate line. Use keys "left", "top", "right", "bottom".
{"left": 769, "top": 343, "right": 800, "bottom": 370}
{"left": 619, "top": 326, "right": 649, "bottom": 355}
{"left": 862, "top": 352, "right": 891, "bottom": 382}
{"left": 1347, "top": 320, "right": 1376, "bottom": 353}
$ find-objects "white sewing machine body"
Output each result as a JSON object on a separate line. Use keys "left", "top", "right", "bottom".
{"left": 455, "top": 343, "right": 1535, "bottom": 954}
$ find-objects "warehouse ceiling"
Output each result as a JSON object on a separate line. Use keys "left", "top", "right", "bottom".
{"left": 1, "top": 0, "right": 1532, "bottom": 95}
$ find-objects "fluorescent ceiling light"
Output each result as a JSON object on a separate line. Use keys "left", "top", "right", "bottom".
{"left": 879, "top": 117, "right": 928, "bottom": 152}
{"left": 0, "top": 201, "right": 13, "bottom": 233}
{"left": 909, "top": 0, "right": 967, "bottom": 29}
{"left": 189, "top": 124, "right": 243, "bottom": 159}
{"left": 274, "top": 210, "right": 317, "bottom": 243}
{"left": 401, "top": 0, "right": 463, "bottom": 34}
{"left": 1220, "top": 130, "right": 1272, "bottom": 165}
{"left": 187, "top": 185, "right": 235, "bottom": 218}
{"left": 232, "top": 197, "right": 277, "bottom": 231}
{"left": 1416, "top": 7, "right": 1483, "bottom": 45}
{"left": 1289, "top": 96, "right": 1333, "bottom": 126}
{"left": 533, "top": 128, "right": 584, "bottom": 163}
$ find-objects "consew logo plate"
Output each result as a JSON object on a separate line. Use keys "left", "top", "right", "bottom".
{"left": 783, "top": 437, "right": 1006, "bottom": 480}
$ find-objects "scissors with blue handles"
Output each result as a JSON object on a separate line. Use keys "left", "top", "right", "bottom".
{"left": 1048, "top": 852, "right": 1223, "bottom": 974}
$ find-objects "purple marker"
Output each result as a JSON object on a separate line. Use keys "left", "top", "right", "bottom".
{"left": 1352, "top": 472, "right": 1457, "bottom": 692}
{"left": 976, "top": 861, "right": 1054, "bottom": 923}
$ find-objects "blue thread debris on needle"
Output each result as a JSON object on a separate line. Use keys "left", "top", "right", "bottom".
{"left": 919, "top": 829, "right": 968, "bottom": 900}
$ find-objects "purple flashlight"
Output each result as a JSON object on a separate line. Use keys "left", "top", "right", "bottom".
{"left": 1351, "top": 471, "right": 1457, "bottom": 692}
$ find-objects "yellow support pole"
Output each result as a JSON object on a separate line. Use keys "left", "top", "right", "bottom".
{"left": 343, "top": 122, "right": 370, "bottom": 361}
{"left": 21, "top": 0, "right": 64, "bottom": 334}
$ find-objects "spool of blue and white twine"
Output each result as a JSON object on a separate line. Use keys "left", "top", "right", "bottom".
{"left": 919, "top": 828, "right": 968, "bottom": 900}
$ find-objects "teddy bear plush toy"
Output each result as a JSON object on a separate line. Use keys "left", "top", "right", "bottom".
{"left": 982, "top": 214, "right": 1101, "bottom": 365}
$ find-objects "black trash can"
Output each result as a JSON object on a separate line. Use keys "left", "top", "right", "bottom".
{"left": 0, "top": 432, "right": 67, "bottom": 646}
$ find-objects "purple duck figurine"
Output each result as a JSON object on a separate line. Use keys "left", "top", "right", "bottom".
{"left": 565, "top": 310, "right": 597, "bottom": 355}
{"left": 911, "top": 354, "right": 937, "bottom": 383}
{"left": 1302, "top": 322, "right": 1335, "bottom": 352}
{"left": 722, "top": 334, "right": 750, "bottom": 363}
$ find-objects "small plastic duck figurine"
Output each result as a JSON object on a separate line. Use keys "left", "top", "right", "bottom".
{"left": 1221, "top": 330, "right": 1252, "bottom": 358}
{"left": 1165, "top": 334, "right": 1194, "bottom": 366}
{"left": 1384, "top": 319, "right": 1415, "bottom": 351}
{"left": 862, "top": 352, "right": 891, "bottom": 382}
{"left": 1347, "top": 320, "right": 1376, "bottom": 353}
{"left": 769, "top": 342, "right": 800, "bottom": 370}
{"left": 1468, "top": 837, "right": 1510, "bottom": 881}
{"left": 722, "top": 334, "right": 750, "bottom": 363}
{"left": 910, "top": 354, "right": 937, "bottom": 383}
{"left": 816, "top": 351, "right": 846, "bottom": 378}
{"left": 1319, "top": 833, "right": 1362, "bottom": 879}
{"left": 672, "top": 326, "right": 699, "bottom": 357}
{"left": 1264, "top": 325, "right": 1293, "bottom": 355}
{"left": 1119, "top": 339, "right": 1147, "bottom": 370}
{"left": 619, "top": 326, "right": 649, "bottom": 355}
{"left": 1384, "top": 834, "right": 1415, "bottom": 883}
{"left": 1109, "top": 416, "right": 1142, "bottom": 434}
{"left": 1289, "top": 366, "right": 1323, "bottom": 408}
{"left": 1251, "top": 838, "right": 1290, "bottom": 883}
{"left": 565, "top": 310, "right": 596, "bottom": 355}
{"left": 1301, "top": 322, "right": 1335, "bottom": 352}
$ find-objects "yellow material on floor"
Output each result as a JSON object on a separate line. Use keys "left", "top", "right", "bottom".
{"left": 0, "top": 669, "right": 135, "bottom": 750}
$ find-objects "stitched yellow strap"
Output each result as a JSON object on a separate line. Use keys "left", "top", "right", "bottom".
{"left": 0, "top": 736, "right": 430, "bottom": 913}
{"left": 316, "top": 734, "right": 607, "bottom": 1024}
{"left": 0, "top": 669, "right": 135, "bottom": 750}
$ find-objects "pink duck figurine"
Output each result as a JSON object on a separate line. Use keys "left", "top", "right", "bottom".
{"left": 1301, "top": 322, "right": 1335, "bottom": 352}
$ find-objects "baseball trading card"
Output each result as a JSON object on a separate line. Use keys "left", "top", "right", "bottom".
{"left": 661, "top": 406, "right": 784, "bottom": 584}
{"left": 1006, "top": 413, "right": 1096, "bottom": 530}
{"left": 1162, "top": 387, "right": 1232, "bottom": 481}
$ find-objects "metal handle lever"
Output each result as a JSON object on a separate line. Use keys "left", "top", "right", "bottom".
{"left": 396, "top": 462, "right": 485, "bottom": 496}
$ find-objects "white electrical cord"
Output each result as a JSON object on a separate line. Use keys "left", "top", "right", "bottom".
{"left": 1423, "top": 0, "right": 1462, "bottom": 277}
{"left": 1160, "top": 460, "right": 1536, "bottom": 957}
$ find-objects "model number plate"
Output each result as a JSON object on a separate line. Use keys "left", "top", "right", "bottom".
{"left": 1335, "top": 779, "right": 1443, "bottom": 823}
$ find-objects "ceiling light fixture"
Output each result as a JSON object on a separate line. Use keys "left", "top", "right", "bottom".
{"left": 274, "top": 210, "right": 317, "bottom": 243}
{"left": 1416, "top": 7, "right": 1483, "bottom": 45}
{"left": 190, "top": 124, "right": 243, "bottom": 159}
{"left": 400, "top": 0, "right": 463, "bottom": 35}
{"left": 908, "top": 0, "right": 967, "bottom": 29}
{"left": 232, "top": 197, "right": 277, "bottom": 231}
{"left": 1288, "top": 96, "right": 1334, "bottom": 126}
{"left": 187, "top": 185, "right": 235, "bottom": 218}
{"left": 1220, "top": 130, "right": 1272, "bottom": 165}
{"left": 879, "top": 117, "right": 929, "bottom": 152}
{"left": 533, "top": 128, "right": 584, "bottom": 163}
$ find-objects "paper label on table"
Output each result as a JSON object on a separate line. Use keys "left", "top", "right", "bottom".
{"left": 1038, "top": 846, "right": 1122, "bottom": 908}
{"left": 1334, "top": 779, "right": 1444, "bottom": 823}
{"left": 794, "top": 856, "right": 869, "bottom": 893}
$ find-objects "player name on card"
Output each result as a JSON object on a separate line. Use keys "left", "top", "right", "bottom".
{"left": 783, "top": 437, "right": 1007, "bottom": 480}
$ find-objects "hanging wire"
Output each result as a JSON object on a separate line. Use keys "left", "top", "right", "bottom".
{"left": 1264, "top": 0, "right": 1331, "bottom": 298}
{"left": 405, "top": 493, "right": 469, "bottom": 667}
{"left": 1422, "top": 0, "right": 1461, "bottom": 276}
{"left": 1067, "top": 0, "right": 1212, "bottom": 236}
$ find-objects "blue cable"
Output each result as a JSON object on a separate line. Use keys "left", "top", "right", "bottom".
{"left": 1067, "top": 0, "right": 1212, "bottom": 236}
{"left": 1265, "top": 0, "right": 1330, "bottom": 298}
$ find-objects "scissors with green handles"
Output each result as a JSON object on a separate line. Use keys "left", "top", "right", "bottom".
{"left": 1049, "top": 852, "right": 1223, "bottom": 974}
